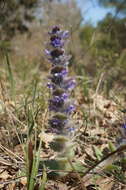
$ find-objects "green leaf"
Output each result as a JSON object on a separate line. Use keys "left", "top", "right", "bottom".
{"left": 108, "top": 142, "right": 116, "bottom": 152}
{"left": 93, "top": 146, "right": 103, "bottom": 161}
{"left": 39, "top": 165, "right": 47, "bottom": 190}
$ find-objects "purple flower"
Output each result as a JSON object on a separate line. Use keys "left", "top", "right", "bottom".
{"left": 61, "top": 93, "right": 68, "bottom": 99}
{"left": 45, "top": 49, "right": 51, "bottom": 56}
{"left": 49, "top": 73, "right": 63, "bottom": 85}
{"left": 51, "top": 49, "right": 64, "bottom": 58}
{"left": 48, "top": 26, "right": 69, "bottom": 39}
{"left": 48, "top": 66, "right": 68, "bottom": 86}
{"left": 49, "top": 93, "right": 68, "bottom": 112}
{"left": 48, "top": 55, "right": 72, "bottom": 67}
{"left": 50, "top": 35, "right": 64, "bottom": 48}
{"left": 59, "top": 31, "right": 69, "bottom": 39}
{"left": 63, "top": 78, "right": 76, "bottom": 90}
{"left": 68, "top": 127, "right": 75, "bottom": 132}
{"left": 122, "top": 124, "right": 126, "bottom": 135}
{"left": 51, "top": 66, "right": 68, "bottom": 76}
{"left": 122, "top": 124, "right": 126, "bottom": 129}
{"left": 49, "top": 117, "right": 67, "bottom": 129}
{"left": 47, "top": 82, "right": 54, "bottom": 89}
{"left": 49, "top": 96, "right": 64, "bottom": 111}
{"left": 65, "top": 104, "right": 75, "bottom": 114}
{"left": 49, "top": 26, "right": 60, "bottom": 35}
{"left": 45, "top": 49, "right": 64, "bottom": 59}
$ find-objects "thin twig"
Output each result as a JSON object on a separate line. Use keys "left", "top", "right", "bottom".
{"left": 82, "top": 144, "right": 126, "bottom": 182}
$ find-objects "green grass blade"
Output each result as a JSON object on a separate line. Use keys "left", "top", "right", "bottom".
{"left": 5, "top": 53, "right": 15, "bottom": 98}
{"left": 32, "top": 79, "right": 38, "bottom": 108}
{"left": 28, "top": 141, "right": 42, "bottom": 190}
{"left": 39, "top": 165, "right": 47, "bottom": 190}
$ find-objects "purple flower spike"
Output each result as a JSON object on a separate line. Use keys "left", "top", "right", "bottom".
{"left": 46, "top": 26, "right": 76, "bottom": 137}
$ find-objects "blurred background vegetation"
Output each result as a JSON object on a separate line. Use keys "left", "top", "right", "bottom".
{"left": 0, "top": 0, "right": 126, "bottom": 97}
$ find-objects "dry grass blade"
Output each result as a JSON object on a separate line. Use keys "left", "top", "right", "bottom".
{"left": 28, "top": 141, "right": 34, "bottom": 177}
{"left": 0, "top": 143, "right": 24, "bottom": 163}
